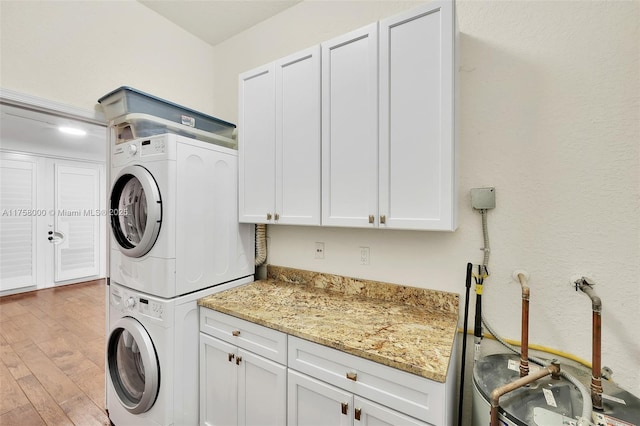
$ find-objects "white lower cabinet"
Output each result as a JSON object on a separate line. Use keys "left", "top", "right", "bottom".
{"left": 200, "top": 310, "right": 287, "bottom": 426}
{"left": 200, "top": 310, "right": 454, "bottom": 426}
{"left": 288, "top": 369, "right": 429, "bottom": 426}
{"left": 287, "top": 336, "right": 452, "bottom": 426}
{"left": 353, "top": 397, "right": 429, "bottom": 426}
{"left": 288, "top": 370, "right": 352, "bottom": 426}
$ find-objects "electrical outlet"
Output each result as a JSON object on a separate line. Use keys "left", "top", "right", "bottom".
{"left": 360, "top": 247, "right": 370, "bottom": 265}
{"left": 315, "top": 242, "right": 324, "bottom": 259}
{"left": 471, "top": 187, "right": 496, "bottom": 210}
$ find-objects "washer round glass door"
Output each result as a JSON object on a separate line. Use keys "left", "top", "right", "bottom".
{"left": 107, "top": 317, "right": 160, "bottom": 414}
{"left": 110, "top": 165, "right": 162, "bottom": 258}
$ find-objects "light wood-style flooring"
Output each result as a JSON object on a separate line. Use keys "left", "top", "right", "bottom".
{"left": 0, "top": 280, "right": 109, "bottom": 425}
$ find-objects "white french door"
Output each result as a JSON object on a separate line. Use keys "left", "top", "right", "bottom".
{"left": 0, "top": 152, "right": 105, "bottom": 294}
{"left": 52, "top": 162, "right": 102, "bottom": 282}
{"left": 0, "top": 155, "right": 38, "bottom": 291}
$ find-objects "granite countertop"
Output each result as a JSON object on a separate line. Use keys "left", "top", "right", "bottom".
{"left": 198, "top": 265, "right": 459, "bottom": 383}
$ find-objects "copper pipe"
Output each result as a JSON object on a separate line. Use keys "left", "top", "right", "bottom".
{"left": 576, "top": 278, "right": 603, "bottom": 410}
{"left": 591, "top": 309, "right": 603, "bottom": 409}
{"left": 490, "top": 362, "right": 561, "bottom": 426}
{"left": 516, "top": 273, "right": 530, "bottom": 377}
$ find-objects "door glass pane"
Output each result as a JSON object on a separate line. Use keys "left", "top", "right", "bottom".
{"left": 116, "top": 176, "right": 147, "bottom": 247}
{"left": 114, "top": 329, "right": 147, "bottom": 403}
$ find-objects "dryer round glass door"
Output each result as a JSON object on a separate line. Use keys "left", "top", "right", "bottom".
{"left": 110, "top": 165, "right": 162, "bottom": 258}
{"left": 107, "top": 317, "right": 160, "bottom": 414}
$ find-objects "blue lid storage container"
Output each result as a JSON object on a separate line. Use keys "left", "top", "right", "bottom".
{"left": 98, "top": 86, "right": 235, "bottom": 139}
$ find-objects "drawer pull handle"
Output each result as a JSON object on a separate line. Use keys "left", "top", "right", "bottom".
{"left": 341, "top": 402, "right": 348, "bottom": 415}
{"left": 346, "top": 372, "right": 357, "bottom": 381}
{"left": 236, "top": 356, "right": 242, "bottom": 365}
{"left": 355, "top": 408, "right": 362, "bottom": 421}
{"left": 232, "top": 330, "right": 241, "bottom": 337}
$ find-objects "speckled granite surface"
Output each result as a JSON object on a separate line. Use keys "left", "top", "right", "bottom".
{"left": 199, "top": 265, "right": 459, "bottom": 383}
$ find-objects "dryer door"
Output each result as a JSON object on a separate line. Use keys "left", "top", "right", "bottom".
{"left": 110, "top": 165, "right": 161, "bottom": 258}
{"left": 107, "top": 316, "right": 160, "bottom": 414}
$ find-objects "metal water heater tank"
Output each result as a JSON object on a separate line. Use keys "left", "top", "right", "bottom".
{"left": 472, "top": 353, "right": 584, "bottom": 426}
{"left": 473, "top": 353, "right": 640, "bottom": 425}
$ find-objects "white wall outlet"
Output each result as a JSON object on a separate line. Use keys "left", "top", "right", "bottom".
{"left": 360, "top": 247, "right": 370, "bottom": 265}
{"left": 315, "top": 242, "right": 325, "bottom": 259}
{"left": 471, "top": 187, "right": 496, "bottom": 210}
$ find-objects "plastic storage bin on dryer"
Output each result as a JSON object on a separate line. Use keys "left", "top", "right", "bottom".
{"left": 98, "top": 86, "right": 237, "bottom": 148}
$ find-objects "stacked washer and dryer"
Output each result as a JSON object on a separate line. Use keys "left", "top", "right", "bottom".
{"left": 100, "top": 88, "right": 255, "bottom": 426}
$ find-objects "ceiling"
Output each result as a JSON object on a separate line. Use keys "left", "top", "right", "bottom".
{"left": 0, "top": 104, "right": 107, "bottom": 158}
{"left": 138, "top": 0, "right": 302, "bottom": 46}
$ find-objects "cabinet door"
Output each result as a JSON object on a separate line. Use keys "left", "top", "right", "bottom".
{"left": 354, "top": 396, "right": 431, "bottom": 426}
{"left": 275, "top": 46, "right": 321, "bottom": 225}
{"left": 200, "top": 334, "right": 238, "bottom": 426}
{"left": 238, "top": 349, "right": 286, "bottom": 426}
{"left": 288, "top": 370, "right": 352, "bottom": 426}
{"left": 379, "top": 1, "right": 456, "bottom": 231}
{"left": 322, "top": 24, "right": 379, "bottom": 228}
{"left": 239, "top": 63, "right": 276, "bottom": 224}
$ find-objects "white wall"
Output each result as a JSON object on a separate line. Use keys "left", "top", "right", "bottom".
{"left": 0, "top": 0, "right": 216, "bottom": 116}
{"left": 212, "top": 0, "right": 640, "bottom": 399}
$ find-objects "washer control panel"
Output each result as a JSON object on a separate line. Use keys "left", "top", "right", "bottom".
{"left": 136, "top": 296, "right": 164, "bottom": 319}
{"left": 110, "top": 285, "right": 164, "bottom": 320}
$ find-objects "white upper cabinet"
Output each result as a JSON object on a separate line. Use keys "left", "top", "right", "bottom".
{"left": 321, "top": 24, "right": 379, "bottom": 228}
{"left": 239, "top": 2, "right": 457, "bottom": 230}
{"left": 239, "top": 47, "right": 321, "bottom": 225}
{"left": 379, "top": 0, "right": 457, "bottom": 231}
{"left": 275, "top": 46, "right": 321, "bottom": 225}
{"left": 239, "top": 64, "right": 276, "bottom": 224}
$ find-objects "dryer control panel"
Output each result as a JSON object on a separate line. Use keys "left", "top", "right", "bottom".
{"left": 140, "top": 138, "right": 166, "bottom": 156}
{"left": 111, "top": 134, "right": 176, "bottom": 167}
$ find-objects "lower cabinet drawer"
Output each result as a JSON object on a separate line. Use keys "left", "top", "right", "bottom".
{"left": 288, "top": 336, "right": 445, "bottom": 425}
{"left": 200, "top": 308, "right": 287, "bottom": 364}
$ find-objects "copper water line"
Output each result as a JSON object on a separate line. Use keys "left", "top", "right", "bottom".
{"left": 576, "top": 278, "right": 603, "bottom": 410}
{"left": 489, "top": 361, "right": 561, "bottom": 426}
{"left": 516, "top": 272, "right": 530, "bottom": 377}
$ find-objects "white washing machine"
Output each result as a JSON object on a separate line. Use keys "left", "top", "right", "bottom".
{"left": 109, "top": 133, "right": 254, "bottom": 298}
{"left": 106, "top": 277, "right": 253, "bottom": 426}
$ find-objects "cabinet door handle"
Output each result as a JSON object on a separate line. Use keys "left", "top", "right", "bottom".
{"left": 274, "top": 213, "right": 280, "bottom": 221}
{"left": 346, "top": 372, "right": 357, "bottom": 381}
{"left": 368, "top": 214, "right": 374, "bottom": 224}
{"left": 341, "top": 402, "right": 348, "bottom": 415}
{"left": 380, "top": 215, "right": 386, "bottom": 224}
{"left": 232, "top": 330, "right": 241, "bottom": 337}
{"left": 236, "top": 356, "right": 242, "bottom": 365}
{"left": 355, "top": 408, "right": 362, "bottom": 421}
{"left": 266, "top": 213, "right": 272, "bottom": 220}
{"left": 228, "top": 353, "right": 235, "bottom": 362}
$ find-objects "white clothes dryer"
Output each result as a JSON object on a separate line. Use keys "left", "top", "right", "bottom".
{"left": 109, "top": 133, "right": 254, "bottom": 298}
{"left": 106, "top": 277, "right": 252, "bottom": 426}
